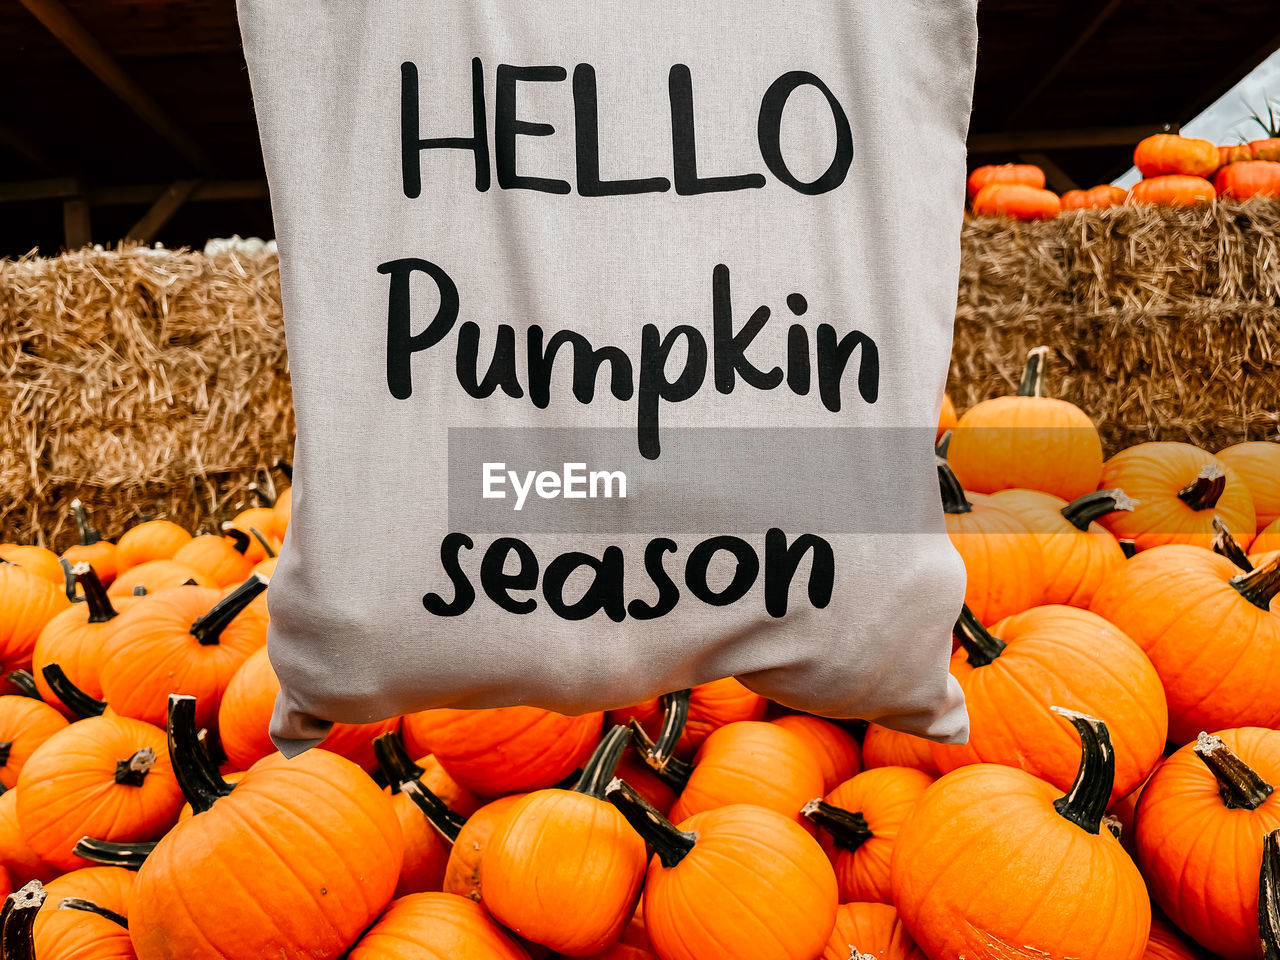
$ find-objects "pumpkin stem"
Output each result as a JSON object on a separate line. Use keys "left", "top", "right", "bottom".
{"left": 249, "top": 482, "right": 276, "bottom": 509}
{"left": 574, "top": 725, "right": 633, "bottom": 799}
{"left": 167, "top": 694, "right": 233, "bottom": 814}
{"left": 1050, "top": 708, "right": 1115, "bottom": 835}
{"left": 223, "top": 528, "right": 252, "bottom": 557}
{"left": 72, "top": 838, "right": 154, "bottom": 871}
{"left": 1016, "top": 346, "right": 1050, "bottom": 398}
{"left": 1178, "top": 464, "right": 1226, "bottom": 512}
{"left": 1262, "top": 829, "right": 1280, "bottom": 960}
{"left": 70, "top": 499, "right": 103, "bottom": 546}
{"left": 1213, "top": 516, "right": 1254, "bottom": 572}
{"left": 1, "top": 881, "right": 44, "bottom": 960}
{"left": 59, "top": 898, "right": 129, "bottom": 929}
{"left": 937, "top": 458, "right": 973, "bottom": 514}
{"left": 248, "top": 528, "right": 277, "bottom": 559}
{"left": 5, "top": 671, "right": 41, "bottom": 701}
{"left": 1103, "top": 813, "right": 1123, "bottom": 841}
{"left": 114, "top": 748, "right": 155, "bottom": 787}
{"left": 276, "top": 459, "right": 293, "bottom": 482}
{"left": 934, "top": 430, "right": 951, "bottom": 459}
{"left": 133, "top": 585, "right": 147, "bottom": 597}
{"left": 72, "top": 562, "right": 118, "bottom": 624}
{"left": 954, "top": 605, "right": 1005, "bottom": 667}
{"left": 629, "top": 690, "right": 694, "bottom": 790}
{"left": 373, "top": 731, "right": 425, "bottom": 794}
{"left": 1061, "top": 489, "right": 1136, "bottom": 532}
{"left": 41, "top": 665, "right": 107, "bottom": 720}
{"left": 399, "top": 779, "right": 466, "bottom": 843}
{"left": 1118, "top": 539, "right": 1138, "bottom": 559}
{"left": 0, "top": 743, "right": 11, "bottom": 767}
{"left": 60, "top": 558, "right": 80, "bottom": 604}
{"left": 1232, "top": 553, "right": 1280, "bottom": 612}
{"left": 802, "top": 799, "right": 873, "bottom": 852}
{"left": 605, "top": 777, "right": 696, "bottom": 869}
{"left": 1194, "top": 733, "right": 1275, "bottom": 810}
{"left": 188, "top": 573, "right": 268, "bottom": 646}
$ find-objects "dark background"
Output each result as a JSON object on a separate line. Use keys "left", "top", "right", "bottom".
{"left": 3, "top": 0, "right": 1278, "bottom": 257}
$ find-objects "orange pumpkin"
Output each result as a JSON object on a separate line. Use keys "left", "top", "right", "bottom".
{"left": 274, "top": 485, "right": 293, "bottom": 530}
{"left": 128, "top": 695, "right": 404, "bottom": 960}
{"left": 948, "top": 347, "right": 1104, "bottom": 501}
{"left": 1134, "top": 134, "right": 1220, "bottom": 179}
{"left": 1221, "top": 143, "right": 1255, "bottom": 166}
{"left": 60, "top": 500, "right": 118, "bottom": 586}
{"left": 578, "top": 913, "right": 657, "bottom": 960}
{"left": 114, "top": 520, "right": 191, "bottom": 573}
{"left": 0, "top": 791, "right": 58, "bottom": 885}
{"left": 989, "top": 488, "right": 1133, "bottom": 607}
{"left": 971, "top": 182, "right": 1061, "bottom": 220}
{"left": 939, "top": 459, "right": 1045, "bottom": 623}
{"left": 1135, "top": 729, "right": 1280, "bottom": 960}
{"left": 1144, "top": 913, "right": 1213, "bottom": 960}
{"left": 0, "top": 695, "right": 68, "bottom": 789}
{"left": 804, "top": 766, "right": 933, "bottom": 904}
{"left": 171, "top": 531, "right": 255, "bottom": 587}
{"left": 936, "top": 394, "right": 957, "bottom": 440}
{"left": 1218, "top": 441, "right": 1280, "bottom": 530}
{"left": 1251, "top": 139, "right": 1280, "bottom": 162}
{"left": 17, "top": 714, "right": 183, "bottom": 871}
{"left": 34, "top": 866, "right": 135, "bottom": 960}
{"left": 349, "top": 892, "right": 530, "bottom": 959}
{"left": 860, "top": 724, "right": 939, "bottom": 777}
{"left": 218, "top": 646, "right": 400, "bottom": 771}
{"left": 822, "top": 902, "right": 925, "bottom": 960}
{"left": 1215, "top": 160, "right": 1280, "bottom": 200}
{"left": 773, "top": 715, "right": 861, "bottom": 794}
{"left": 227, "top": 507, "right": 283, "bottom": 564}
{"left": 33, "top": 564, "right": 129, "bottom": 716}
{"left": 105, "top": 560, "right": 213, "bottom": 600}
{"left": 443, "top": 793, "right": 527, "bottom": 903}
{"left": 100, "top": 576, "right": 269, "bottom": 731}
{"left": 1090, "top": 546, "right": 1280, "bottom": 742}
{"left": 402, "top": 706, "right": 603, "bottom": 795}
{"left": 891, "top": 711, "right": 1150, "bottom": 960}
{"left": 608, "top": 781, "right": 838, "bottom": 960}
{"left": 1098, "top": 443, "right": 1255, "bottom": 551}
{"left": 967, "top": 164, "right": 1046, "bottom": 199}
{"left": 609, "top": 679, "right": 766, "bottom": 759}
{"left": 0, "top": 564, "right": 72, "bottom": 674}
{"left": 483, "top": 726, "right": 647, "bottom": 955}
{"left": 1127, "top": 176, "right": 1217, "bottom": 206}
{"left": 931, "top": 605, "right": 1167, "bottom": 804}
{"left": 1256, "top": 517, "right": 1280, "bottom": 557}
{"left": 0, "top": 545, "right": 65, "bottom": 585}
{"left": 1061, "top": 184, "right": 1127, "bottom": 210}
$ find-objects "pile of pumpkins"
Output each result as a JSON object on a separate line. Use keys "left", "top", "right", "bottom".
{"left": 970, "top": 132, "right": 1280, "bottom": 219}
{"left": 1, "top": 351, "right": 1280, "bottom": 960}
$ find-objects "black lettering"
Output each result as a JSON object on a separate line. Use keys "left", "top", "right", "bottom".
{"left": 757, "top": 72, "right": 853, "bottom": 195}
{"left": 480, "top": 538, "right": 540, "bottom": 614}
{"left": 574, "top": 65, "right": 670, "bottom": 196}
{"left": 378, "top": 258, "right": 460, "bottom": 401}
{"left": 764, "top": 528, "right": 834, "bottom": 617}
{"left": 402, "top": 59, "right": 490, "bottom": 197}
{"left": 527, "top": 326, "right": 635, "bottom": 407}
{"left": 637, "top": 323, "right": 707, "bottom": 460}
{"left": 685, "top": 536, "right": 760, "bottom": 606}
{"left": 817, "top": 324, "right": 879, "bottom": 411}
{"left": 543, "top": 547, "right": 627, "bottom": 622}
{"left": 712, "top": 263, "right": 783, "bottom": 394}
{"left": 669, "top": 65, "right": 766, "bottom": 195}
{"left": 423, "top": 532, "right": 475, "bottom": 615}
{"left": 456, "top": 322, "right": 525, "bottom": 399}
{"left": 495, "top": 65, "right": 571, "bottom": 194}
{"left": 627, "top": 538, "right": 680, "bottom": 620}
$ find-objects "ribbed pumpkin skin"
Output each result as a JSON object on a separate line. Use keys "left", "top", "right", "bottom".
{"left": 106, "top": 561, "right": 213, "bottom": 600}
{"left": 129, "top": 749, "right": 404, "bottom": 960}
{"left": 1061, "top": 184, "right": 1127, "bottom": 210}
{"left": 989, "top": 488, "right": 1127, "bottom": 607}
{"left": 0, "top": 695, "right": 68, "bottom": 787}
{"left": 891, "top": 764, "right": 1150, "bottom": 960}
{"left": 643, "top": 805, "right": 838, "bottom": 960}
{"left": 1217, "top": 441, "right": 1280, "bottom": 530}
{"left": 36, "top": 867, "right": 137, "bottom": 960}
{"left": 114, "top": 521, "right": 192, "bottom": 572}
{"left": 945, "top": 494, "right": 1046, "bottom": 623}
{"left": 17, "top": 716, "right": 184, "bottom": 871}
{"left": 388, "top": 755, "right": 480, "bottom": 898}
{"left": 971, "top": 183, "right": 1062, "bottom": 220}
{"left": 482, "top": 790, "right": 647, "bottom": 955}
{"left": 1255, "top": 517, "right": 1280, "bottom": 556}
{"left": 967, "top": 164, "right": 1046, "bottom": 198}
{"left": 402, "top": 707, "right": 603, "bottom": 795}
{"left": 100, "top": 586, "right": 266, "bottom": 731}
{"left": 949, "top": 397, "right": 1103, "bottom": 500}
{"left": 937, "top": 394, "right": 957, "bottom": 439}
{"left": 0, "top": 563, "right": 72, "bottom": 673}
{"left": 818, "top": 767, "right": 934, "bottom": 904}
{"left": 1214, "top": 160, "right": 1280, "bottom": 200}
{"left": 577, "top": 915, "right": 655, "bottom": 960}
{"left": 218, "top": 646, "right": 400, "bottom": 771}
{"left": 349, "top": 893, "right": 529, "bottom": 960}
{"left": 1143, "top": 914, "right": 1213, "bottom": 960}
{"left": 860, "top": 725, "right": 939, "bottom": 777}
{"left": 1134, "top": 134, "right": 1220, "bottom": 179}
{"left": 609, "top": 678, "right": 766, "bottom": 759}
{"left": 822, "top": 902, "right": 925, "bottom": 960}
{"left": 62, "top": 541, "right": 119, "bottom": 585}
{"left": 0, "top": 544, "right": 65, "bottom": 584}
{"left": 33, "top": 592, "right": 142, "bottom": 714}
{"left": 1127, "top": 176, "right": 1217, "bottom": 207}
{"left": 669, "top": 721, "right": 825, "bottom": 826}
{"left": 228, "top": 508, "right": 284, "bottom": 564}
{"left": 171, "top": 535, "right": 254, "bottom": 587}
{"left": 1089, "top": 546, "right": 1280, "bottom": 742}
{"left": 1098, "top": 443, "right": 1254, "bottom": 550}
{"left": 1134, "top": 728, "right": 1280, "bottom": 960}
{"left": 443, "top": 794, "right": 526, "bottom": 903}
{"left": 0, "top": 789, "right": 58, "bottom": 884}
{"left": 931, "top": 605, "right": 1167, "bottom": 804}
{"left": 773, "top": 715, "right": 861, "bottom": 794}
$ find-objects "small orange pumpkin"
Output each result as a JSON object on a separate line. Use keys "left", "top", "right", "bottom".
{"left": 822, "top": 902, "right": 925, "bottom": 960}
{"left": 1215, "top": 160, "right": 1280, "bottom": 200}
{"left": 60, "top": 500, "right": 118, "bottom": 586}
{"left": 1127, "top": 176, "right": 1217, "bottom": 206}
{"left": 349, "top": 892, "right": 530, "bottom": 959}
{"left": 609, "top": 678, "right": 766, "bottom": 759}
{"left": 226, "top": 508, "right": 283, "bottom": 564}
{"left": 0, "top": 791, "right": 58, "bottom": 885}
{"left": 0, "top": 545, "right": 65, "bottom": 585}
{"left": 1061, "top": 184, "right": 1127, "bottom": 210}
{"left": 0, "top": 564, "right": 72, "bottom": 675}
{"left": 1251, "top": 138, "right": 1280, "bottom": 162}
{"left": 34, "top": 866, "right": 135, "bottom": 960}
{"left": 1221, "top": 143, "right": 1255, "bottom": 166}
{"left": 105, "top": 560, "right": 213, "bottom": 600}
{"left": 936, "top": 394, "right": 957, "bottom": 440}
{"left": 1134, "top": 134, "right": 1219, "bottom": 179}
{"left": 442, "top": 793, "right": 527, "bottom": 903}
{"left": 32, "top": 564, "right": 131, "bottom": 716}
{"left": 860, "top": 724, "right": 939, "bottom": 777}
{"left": 113, "top": 520, "right": 191, "bottom": 573}
{"left": 1218, "top": 441, "right": 1280, "bottom": 530}
{"left": 1143, "top": 913, "right": 1213, "bottom": 960}
{"left": 773, "top": 714, "right": 862, "bottom": 794}
{"left": 0, "top": 695, "right": 68, "bottom": 789}
{"left": 971, "top": 182, "right": 1061, "bottom": 220}
{"left": 967, "top": 164, "right": 1045, "bottom": 199}
{"left": 171, "top": 531, "right": 255, "bottom": 588}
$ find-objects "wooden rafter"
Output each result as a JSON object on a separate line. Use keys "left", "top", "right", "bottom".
{"left": 0, "top": 179, "right": 268, "bottom": 206}
{"left": 126, "top": 180, "right": 201, "bottom": 243}
{"left": 969, "top": 124, "right": 1176, "bottom": 154}
{"left": 1019, "top": 153, "right": 1080, "bottom": 193}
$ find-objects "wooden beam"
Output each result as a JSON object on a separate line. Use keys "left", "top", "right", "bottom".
{"left": 16, "top": 0, "right": 221, "bottom": 177}
{"left": 62, "top": 197, "right": 91, "bottom": 249}
{"left": 126, "top": 179, "right": 202, "bottom": 242}
{"left": 0, "top": 123, "right": 54, "bottom": 174}
{"left": 0, "top": 177, "right": 79, "bottom": 203}
{"left": 969, "top": 124, "right": 1177, "bottom": 154}
{"left": 92, "top": 179, "right": 269, "bottom": 206}
{"left": 1019, "top": 153, "right": 1080, "bottom": 193}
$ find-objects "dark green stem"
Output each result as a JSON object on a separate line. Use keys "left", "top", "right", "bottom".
{"left": 249, "top": 482, "right": 276, "bottom": 509}
{"left": 373, "top": 731, "right": 425, "bottom": 793}
{"left": 167, "top": 694, "right": 233, "bottom": 815}
{"left": 802, "top": 799, "right": 873, "bottom": 852}
{"left": 937, "top": 458, "right": 973, "bottom": 514}
{"left": 1118, "top": 539, "right": 1138, "bottom": 559}
{"left": 114, "top": 748, "right": 155, "bottom": 787}
{"left": 1061, "top": 489, "right": 1136, "bottom": 531}
{"left": 1263, "top": 829, "right": 1280, "bottom": 959}
{"left": 41, "top": 665, "right": 107, "bottom": 719}
{"left": 248, "top": 528, "right": 276, "bottom": 558}
{"left": 72, "top": 838, "right": 154, "bottom": 870}
{"left": 629, "top": 690, "right": 694, "bottom": 790}
{"left": 935, "top": 430, "right": 952, "bottom": 459}
{"left": 605, "top": 778, "right": 696, "bottom": 869}
{"left": 1, "top": 881, "right": 44, "bottom": 960}
{"left": 189, "top": 573, "right": 268, "bottom": 646}
{"left": 72, "top": 562, "right": 118, "bottom": 623}
{"left": 223, "top": 528, "right": 251, "bottom": 556}
{"left": 954, "top": 605, "right": 1005, "bottom": 667}
{"left": 0, "top": 743, "right": 11, "bottom": 767}
{"left": 574, "top": 725, "right": 632, "bottom": 799}
{"left": 133, "top": 585, "right": 147, "bottom": 596}
{"left": 5, "top": 672, "right": 41, "bottom": 701}
{"left": 60, "top": 558, "right": 80, "bottom": 604}
{"left": 71, "top": 499, "right": 102, "bottom": 546}
{"left": 59, "top": 898, "right": 129, "bottom": 929}
{"left": 1213, "top": 516, "right": 1254, "bottom": 572}
{"left": 1178, "top": 464, "right": 1226, "bottom": 511}
{"left": 1232, "top": 553, "right": 1280, "bottom": 612}
{"left": 1194, "top": 733, "right": 1275, "bottom": 810}
{"left": 1017, "top": 346, "right": 1050, "bottom": 397}
{"left": 399, "top": 779, "right": 466, "bottom": 843}
{"left": 1051, "top": 708, "right": 1115, "bottom": 835}
{"left": 276, "top": 459, "right": 293, "bottom": 482}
